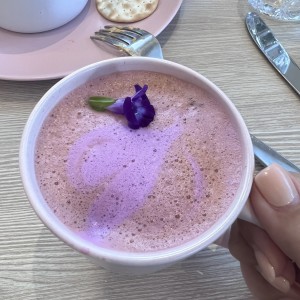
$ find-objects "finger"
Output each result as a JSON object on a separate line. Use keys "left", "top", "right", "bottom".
{"left": 228, "top": 222, "right": 282, "bottom": 298}
{"left": 228, "top": 219, "right": 296, "bottom": 295}
{"left": 228, "top": 220, "right": 256, "bottom": 265}
{"left": 240, "top": 263, "right": 300, "bottom": 300}
{"left": 240, "top": 263, "right": 284, "bottom": 300}
{"left": 238, "top": 220, "right": 295, "bottom": 293}
{"left": 251, "top": 164, "right": 300, "bottom": 267}
{"left": 228, "top": 217, "right": 300, "bottom": 297}
{"left": 228, "top": 220, "right": 300, "bottom": 300}
{"left": 238, "top": 220, "right": 295, "bottom": 281}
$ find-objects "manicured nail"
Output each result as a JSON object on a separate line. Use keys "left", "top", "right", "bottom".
{"left": 272, "top": 276, "right": 290, "bottom": 294}
{"left": 255, "top": 250, "right": 291, "bottom": 294}
{"left": 255, "top": 164, "right": 299, "bottom": 207}
{"left": 255, "top": 250, "right": 275, "bottom": 282}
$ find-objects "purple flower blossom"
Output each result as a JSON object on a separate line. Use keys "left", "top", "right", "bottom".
{"left": 88, "top": 84, "right": 155, "bottom": 129}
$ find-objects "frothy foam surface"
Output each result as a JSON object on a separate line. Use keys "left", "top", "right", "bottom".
{"left": 35, "top": 71, "right": 243, "bottom": 252}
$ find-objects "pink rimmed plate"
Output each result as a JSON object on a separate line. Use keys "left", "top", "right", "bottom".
{"left": 0, "top": 0, "right": 182, "bottom": 81}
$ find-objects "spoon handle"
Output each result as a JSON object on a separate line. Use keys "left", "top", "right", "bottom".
{"left": 251, "top": 134, "right": 300, "bottom": 173}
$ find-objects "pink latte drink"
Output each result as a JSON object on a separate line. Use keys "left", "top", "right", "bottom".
{"left": 35, "top": 71, "right": 243, "bottom": 252}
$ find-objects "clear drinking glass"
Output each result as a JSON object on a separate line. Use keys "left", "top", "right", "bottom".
{"left": 248, "top": 0, "right": 300, "bottom": 21}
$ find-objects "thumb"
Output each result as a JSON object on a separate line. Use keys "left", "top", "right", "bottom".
{"left": 251, "top": 163, "right": 300, "bottom": 267}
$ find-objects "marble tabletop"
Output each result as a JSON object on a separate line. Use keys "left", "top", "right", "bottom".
{"left": 1, "top": 0, "right": 300, "bottom": 299}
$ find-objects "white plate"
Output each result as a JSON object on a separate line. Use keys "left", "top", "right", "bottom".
{"left": 0, "top": 0, "right": 182, "bottom": 81}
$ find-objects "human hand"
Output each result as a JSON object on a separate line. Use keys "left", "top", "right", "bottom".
{"left": 229, "top": 164, "right": 300, "bottom": 299}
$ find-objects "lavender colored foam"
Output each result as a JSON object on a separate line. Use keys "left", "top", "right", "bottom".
{"left": 35, "top": 71, "right": 243, "bottom": 252}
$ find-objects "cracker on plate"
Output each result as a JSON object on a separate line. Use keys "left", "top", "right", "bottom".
{"left": 96, "top": 0, "right": 159, "bottom": 23}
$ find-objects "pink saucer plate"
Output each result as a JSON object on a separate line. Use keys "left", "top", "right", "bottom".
{"left": 0, "top": 0, "right": 182, "bottom": 81}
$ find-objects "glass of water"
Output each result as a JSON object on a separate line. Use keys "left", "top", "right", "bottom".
{"left": 248, "top": 0, "right": 300, "bottom": 21}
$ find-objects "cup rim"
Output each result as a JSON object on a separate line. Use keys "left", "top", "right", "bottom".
{"left": 19, "top": 57, "right": 254, "bottom": 266}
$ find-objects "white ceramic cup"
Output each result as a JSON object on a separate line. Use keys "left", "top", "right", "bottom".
{"left": 20, "top": 57, "right": 255, "bottom": 275}
{"left": 0, "top": 0, "right": 88, "bottom": 33}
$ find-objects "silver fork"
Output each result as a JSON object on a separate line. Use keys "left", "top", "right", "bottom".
{"left": 90, "top": 26, "right": 300, "bottom": 172}
{"left": 90, "top": 26, "right": 163, "bottom": 59}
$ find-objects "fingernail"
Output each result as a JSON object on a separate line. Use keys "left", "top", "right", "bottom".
{"left": 255, "top": 250, "right": 291, "bottom": 294}
{"left": 272, "top": 276, "right": 291, "bottom": 294}
{"left": 255, "top": 250, "right": 275, "bottom": 282}
{"left": 255, "top": 164, "right": 298, "bottom": 207}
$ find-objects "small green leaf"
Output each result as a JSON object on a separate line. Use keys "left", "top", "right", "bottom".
{"left": 88, "top": 96, "right": 116, "bottom": 111}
